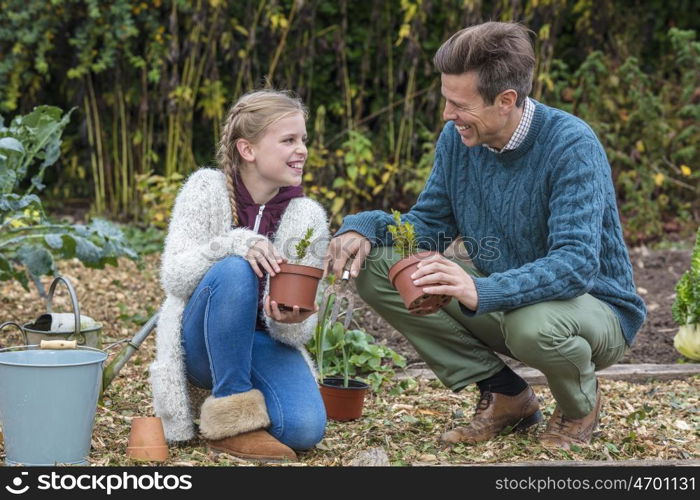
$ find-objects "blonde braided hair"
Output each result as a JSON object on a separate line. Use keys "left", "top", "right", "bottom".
{"left": 216, "top": 89, "right": 308, "bottom": 227}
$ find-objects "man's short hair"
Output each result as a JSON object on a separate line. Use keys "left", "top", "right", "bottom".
{"left": 433, "top": 22, "right": 535, "bottom": 108}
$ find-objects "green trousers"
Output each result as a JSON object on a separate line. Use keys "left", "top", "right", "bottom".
{"left": 356, "top": 247, "right": 628, "bottom": 418}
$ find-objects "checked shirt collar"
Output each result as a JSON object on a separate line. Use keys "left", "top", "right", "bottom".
{"left": 483, "top": 96, "right": 534, "bottom": 154}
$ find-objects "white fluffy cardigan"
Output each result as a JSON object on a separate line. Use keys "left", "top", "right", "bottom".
{"left": 149, "top": 168, "right": 330, "bottom": 442}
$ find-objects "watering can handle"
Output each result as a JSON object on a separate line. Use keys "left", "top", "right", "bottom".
{"left": 0, "top": 321, "right": 28, "bottom": 344}
{"left": 40, "top": 339, "right": 78, "bottom": 350}
{"left": 46, "top": 276, "right": 81, "bottom": 336}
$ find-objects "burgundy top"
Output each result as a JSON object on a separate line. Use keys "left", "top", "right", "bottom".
{"left": 234, "top": 172, "right": 304, "bottom": 330}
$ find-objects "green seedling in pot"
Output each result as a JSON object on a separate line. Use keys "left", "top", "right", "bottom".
{"left": 269, "top": 226, "right": 321, "bottom": 312}
{"left": 294, "top": 227, "right": 314, "bottom": 261}
{"left": 386, "top": 209, "right": 452, "bottom": 315}
{"left": 311, "top": 282, "right": 406, "bottom": 390}
{"left": 387, "top": 209, "right": 417, "bottom": 259}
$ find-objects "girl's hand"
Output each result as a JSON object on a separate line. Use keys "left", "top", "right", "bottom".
{"left": 245, "top": 239, "right": 285, "bottom": 278}
{"left": 264, "top": 296, "right": 318, "bottom": 323}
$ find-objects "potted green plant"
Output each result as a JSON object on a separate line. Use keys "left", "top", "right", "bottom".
{"left": 386, "top": 210, "right": 451, "bottom": 315}
{"left": 269, "top": 227, "right": 324, "bottom": 311}
{"left": 313, "top": 285, "right": 368, "bottom": 420}
{"left": 671, "top": 227, "right": 700, "bottom": 361}
{"left": 310, "top": 282, "right": 407, "bottom": 420}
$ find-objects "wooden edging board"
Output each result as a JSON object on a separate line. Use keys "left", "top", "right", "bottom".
{"left": 410, "top": 459, "right": 700, "bottom": 467}
{"left": 399, "top": 363, "right": 700, "bottom": 385}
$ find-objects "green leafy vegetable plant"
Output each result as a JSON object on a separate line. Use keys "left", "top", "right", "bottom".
{"left": 0, "top": 105, "right": 136, "bottom": 290}
{"left": 308, "top": 282, "right": 406, "bottom": 391}
{"left": 671, "top": 227, "right": 700, "bottom": 360}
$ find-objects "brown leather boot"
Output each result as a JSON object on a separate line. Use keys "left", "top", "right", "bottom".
{"left": 540, "top": 383, "right": 602, "bottom": 450}
{"left": 208, "top": 430, "right": 297, "bottom": 462}
{"left": 440, "top": 386, "right": 542, "bottom": 445}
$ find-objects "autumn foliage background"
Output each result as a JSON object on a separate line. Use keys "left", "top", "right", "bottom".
{"left": 1, "top": 0, "right": 698, "bottom": 243}
{"left": 1, "top": 1, "right": 699, "bottom": 466}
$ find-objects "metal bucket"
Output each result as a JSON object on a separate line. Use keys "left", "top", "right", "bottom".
{"left": 0, "top": 340, "right": 107, "bottom": 466}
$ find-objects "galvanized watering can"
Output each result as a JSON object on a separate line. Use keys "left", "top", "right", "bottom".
{"left": 0, "top": 274, "right": 159, "bottom": 392}
{"left": 21, "top": 276, "right": 103, "bottom": 348}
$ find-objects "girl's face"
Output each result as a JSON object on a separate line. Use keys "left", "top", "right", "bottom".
{"left": 245, "top": 112, "right": 308, "bottom": 191}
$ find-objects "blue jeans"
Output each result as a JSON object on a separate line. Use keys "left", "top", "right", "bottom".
{"left": 181, "top": 256, "right": 326, "bottom": 450}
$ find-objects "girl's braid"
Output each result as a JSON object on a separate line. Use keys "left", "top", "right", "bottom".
{"left": 217, "top": 110, "right": 240, "bottom": 227}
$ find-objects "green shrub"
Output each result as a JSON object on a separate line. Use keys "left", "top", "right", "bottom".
{"left": 546, "top": 28, "right": 700, "bottom": 243}
{"left": 135, "top": 172, "right": 184, "bottom": 229}
{"left": 119, "top": 224, "right": 165, "bottom": 256}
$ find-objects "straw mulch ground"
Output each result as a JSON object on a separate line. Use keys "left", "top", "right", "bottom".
{"left": 0, "top": 255, "right": 697, "bottom": 466}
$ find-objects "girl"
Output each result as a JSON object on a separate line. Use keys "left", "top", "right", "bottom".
{"left": 150, "top": 89, "right": 329, "bottom": 461}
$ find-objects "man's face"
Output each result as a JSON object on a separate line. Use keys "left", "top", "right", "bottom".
{"left": 441, "top": 71, "right": 511, "bottom": 149}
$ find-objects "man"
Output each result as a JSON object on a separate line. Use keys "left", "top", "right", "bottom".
{"left": 326, "top": 21, "right": 646, "bottom": 450}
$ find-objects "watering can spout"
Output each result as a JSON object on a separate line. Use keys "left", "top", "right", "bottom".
{"left": 102, "top": 313, "right": 159, "bottom": 391}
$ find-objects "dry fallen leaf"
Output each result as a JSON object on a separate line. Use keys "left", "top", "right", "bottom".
{"left": 416, "top": 409, "right": 440, "bottom": 416}
{"left": 674, "top": 420, "right": 692, "bottom": 431}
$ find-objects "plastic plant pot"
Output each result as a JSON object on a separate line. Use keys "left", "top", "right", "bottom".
{"left": 388, "top": 251, "right": 452, "bottom": 315}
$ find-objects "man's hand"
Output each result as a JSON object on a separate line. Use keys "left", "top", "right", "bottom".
{"left": 325, "top": 231, "right": 371, "bottom": 279}
{"left": 410, "top": 253, "right": 479, "bottom": 311}
{"left": 264, "top": 295, "right": 318, "bottom": 323}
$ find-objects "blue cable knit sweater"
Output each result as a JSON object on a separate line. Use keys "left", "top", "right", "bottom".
{"left": 337, "top": 101, "right": 646, "bottom": 344}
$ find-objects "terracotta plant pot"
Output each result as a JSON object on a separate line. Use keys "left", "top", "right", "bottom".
{"left": 388, "top": 251, "right": 452, "bottom": 316}
{"left": 269, "top": 263, "right": 323, "bottom": 311}
{"left": 126, "top": 417, "right": 169, "bottom": 462}
{"left": 319, "top": 377, "right": 369, "bottom": 421}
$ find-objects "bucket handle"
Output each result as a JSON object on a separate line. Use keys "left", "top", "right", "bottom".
{"left": 46, "top": 275, "right": 81, "bottom": 337}
{"left": 0, "top": 321, "right": 28, "bottom": 344}
{"left": 40, "top": 339, "right": 78, "bottom": 350}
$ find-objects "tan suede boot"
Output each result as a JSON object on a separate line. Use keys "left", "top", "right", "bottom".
{"left": 540, "top": 383, "right": 602, "bottom": 450}
{"left": 208, "top": 430, "right": 297, "bottom": 462}
{"left": 440, "top": 386, "right": 542, "bottom": 445}
{"left": 199, "top": 389, "right": 296, "bottom": 462}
